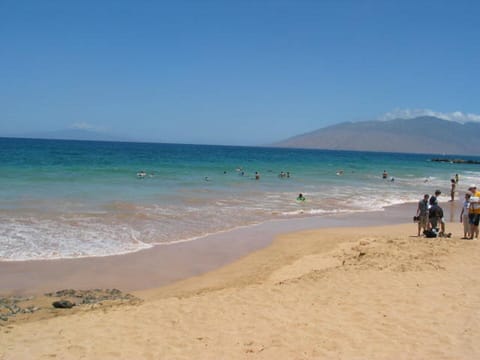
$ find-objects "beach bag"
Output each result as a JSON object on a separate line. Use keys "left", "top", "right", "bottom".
{"left": 423, "top": 229, "right": 437, "bottom": 238}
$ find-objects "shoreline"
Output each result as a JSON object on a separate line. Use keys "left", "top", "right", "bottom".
{"left": 0, "top": 202, "right": 425, "bottom": 296}
{"left": 1, "top": 206, "right": 478, "bottom": 359}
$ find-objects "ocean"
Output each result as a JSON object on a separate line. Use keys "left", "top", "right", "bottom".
{"left": 1, "top": 137, "right": 479, "bottom": 261}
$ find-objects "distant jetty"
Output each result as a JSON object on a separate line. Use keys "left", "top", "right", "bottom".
{"left": 431, "top": 158, "right": 480, "bottom": 164}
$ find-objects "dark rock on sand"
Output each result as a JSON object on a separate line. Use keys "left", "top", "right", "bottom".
{"left": 52, "top": 300, "right": 76, "bottom": 309}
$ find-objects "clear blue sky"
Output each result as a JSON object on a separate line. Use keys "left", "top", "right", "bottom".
{"left": 1, "top": 0, "right": 479, "bottom": 145}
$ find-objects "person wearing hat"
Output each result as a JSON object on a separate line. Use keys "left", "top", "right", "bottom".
{"left": 468, "top": 185, "right": 480, "bottom": 239}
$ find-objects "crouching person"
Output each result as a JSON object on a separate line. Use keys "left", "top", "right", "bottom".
{"left": 428, "top": 201, "right": 450, "bottom": 237}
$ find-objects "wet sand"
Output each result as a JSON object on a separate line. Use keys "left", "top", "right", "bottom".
{"left": 0, "top": 203, "right": 418, "bottom": 295}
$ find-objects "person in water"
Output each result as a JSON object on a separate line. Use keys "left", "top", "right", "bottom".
{"left": 382, "top": 170, "right": 388, "bottom": 179}
{"left": 450, "top": 179, "right": 456, "bottom": 201}
{"left": 297, "top": 193, "right": 306, "bottom": 201}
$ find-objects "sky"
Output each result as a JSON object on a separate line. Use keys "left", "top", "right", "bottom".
{"left": 1, "top": 0, "right": 479, "bottom": 145}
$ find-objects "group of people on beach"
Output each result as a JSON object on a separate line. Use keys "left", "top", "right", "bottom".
{"left": 416, "top": 180, "right": 480, "bottom": 240}
{"left": 416, "top": 190, "right": 448, "bottom": 237}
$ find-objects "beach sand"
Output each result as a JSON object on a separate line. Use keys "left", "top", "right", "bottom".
{"left": 1, "top": 219, "right": 479, "bottom": 359}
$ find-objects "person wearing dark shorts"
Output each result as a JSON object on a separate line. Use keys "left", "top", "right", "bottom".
{"left": 469, "top": 213, "right": 480, "bottom": 226}
{"left": 468, "top": 185, "right": 480, "bottom": 239}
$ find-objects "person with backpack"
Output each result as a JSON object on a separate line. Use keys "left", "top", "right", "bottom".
{"left": 428, "top": 189, "right": 446, "bottom": 235}
{"left": 428, "top": 200, "right": 445, "bottom": 236}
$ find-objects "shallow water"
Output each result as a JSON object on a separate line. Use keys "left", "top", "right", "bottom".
{"left": 1, "top": 137, "right": 478, "bottom": 261}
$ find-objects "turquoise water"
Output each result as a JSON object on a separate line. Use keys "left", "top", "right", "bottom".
{"left": 1, "top": 137, "right": 479, "bottom": 261}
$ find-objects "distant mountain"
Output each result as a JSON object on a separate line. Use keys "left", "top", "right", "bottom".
{"left": 272, "top": 116, "right": 480, "bottom": 155}
{"left": 12, "top": 129, "right": 129, "bottom": 142}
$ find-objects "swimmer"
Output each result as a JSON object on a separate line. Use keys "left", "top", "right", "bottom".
{"left": 336, "top": 170, "right": 344, "bottom": 176}
{"left": 137, "top": 170, "right": 147, "bottom": 179}
{"left": 297, "top": 193, "right": 306, "bottom": 202}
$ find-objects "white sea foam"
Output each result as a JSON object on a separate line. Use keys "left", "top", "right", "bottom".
{"left": 0, "top": 216, "right": 152, "bottom": 261}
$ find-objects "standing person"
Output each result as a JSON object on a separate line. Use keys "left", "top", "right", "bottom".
{"left": 460, "top": 192, "right": 472, "bottom": 239}
{"left": 455, "top": 173, "right": 459, "bottom": 184}
{"left": 468, "top": 185, "right": 480, "bottom": 239}
{"left": 416, "top": 194, "right": 430, "bottom": 236}
{"left": 382, "top": 170, "right": 388, "bottom": 179}
{"left": 429, "top": 189, "right": 441, "bottom": 206}
{"left": 450, "top": 179, "right": 456, "bottom": 201}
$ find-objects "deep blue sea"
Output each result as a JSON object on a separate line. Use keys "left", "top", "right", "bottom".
{"left": 1, "top": 137, "right": 479, "bottom": 261}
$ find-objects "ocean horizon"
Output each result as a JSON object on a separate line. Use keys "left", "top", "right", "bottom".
{"left": 1, "top": 137, "right": 479, "bottom": 261}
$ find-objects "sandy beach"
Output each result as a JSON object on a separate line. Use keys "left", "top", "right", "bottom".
{"left": 2, "top": 1, "right": 479, "bottom": 358}
{"left": 1, "top": 210, "right": 479, "bottom": 359}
